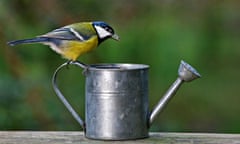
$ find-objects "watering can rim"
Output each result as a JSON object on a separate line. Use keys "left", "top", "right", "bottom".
{"left": 70, "top": 62, "right": 149, "bottom": 71}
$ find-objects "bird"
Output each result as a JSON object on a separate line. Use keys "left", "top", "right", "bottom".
{"left": 7, "top": 21, "right": 119, "bottom": 61}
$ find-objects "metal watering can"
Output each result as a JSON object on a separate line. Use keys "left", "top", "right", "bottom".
{"left": 52, "top": 60, "right": 201, "bottom": 140}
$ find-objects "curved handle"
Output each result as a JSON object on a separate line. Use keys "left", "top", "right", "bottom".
{"left": 52, "top": 61, "right": 88, "bottom": 130}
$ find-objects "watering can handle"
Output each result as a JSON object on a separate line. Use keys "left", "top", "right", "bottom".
{"left": 52, "top": 61, "right": 87, "bottom": 131}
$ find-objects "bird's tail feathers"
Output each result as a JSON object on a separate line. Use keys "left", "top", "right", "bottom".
{"left": 7, "top": 37, "right": 48, "bottom": 46}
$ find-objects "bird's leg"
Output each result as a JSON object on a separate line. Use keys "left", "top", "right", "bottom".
{"left": 75, "top": 60, "right": 89, "bottom": 75}
{"left": 65, "top": 60, "right": 89, "bottom": 75}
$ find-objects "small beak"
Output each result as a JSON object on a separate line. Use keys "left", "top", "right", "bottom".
{"left": 111, "top": 34, "right": 120, "bottom": 41}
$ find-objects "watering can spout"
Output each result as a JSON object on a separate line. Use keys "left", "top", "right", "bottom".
{"left": 149, "top": 60, "right": 201, "bottom": 125}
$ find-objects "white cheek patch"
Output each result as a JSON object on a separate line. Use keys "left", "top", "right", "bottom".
{"left": 95, "top": 26, "right": 112, "bottom": 39}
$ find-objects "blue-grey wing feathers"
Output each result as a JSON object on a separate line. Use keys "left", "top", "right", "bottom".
{"left": 42, "top": 28, "right": 82, "bottom": 40}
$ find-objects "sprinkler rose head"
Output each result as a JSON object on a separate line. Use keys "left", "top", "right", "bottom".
{"left": 178, "top": 60, "right": 201, "bottom": 82}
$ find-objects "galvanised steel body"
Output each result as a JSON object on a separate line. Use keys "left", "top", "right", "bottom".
{"left": 52, "top": 61, "right": 201, "bottom": 140}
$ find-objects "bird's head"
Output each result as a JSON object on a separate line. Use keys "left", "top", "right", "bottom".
{"left": 92, "top": 21, "right": 119, "bottom": 43}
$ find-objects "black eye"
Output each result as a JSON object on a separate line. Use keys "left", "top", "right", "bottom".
{"left": 105, "top": 26, "right": 113, "bottom": 33}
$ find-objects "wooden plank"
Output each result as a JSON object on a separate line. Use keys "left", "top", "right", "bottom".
{"left": 0, "top": 131, "right": 240, "bottom": 144}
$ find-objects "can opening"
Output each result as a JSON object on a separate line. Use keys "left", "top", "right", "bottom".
{"left": 92, "top": 65, "right": 122, "bottom": 70}
{"left": 89, "top": 64, "right": 149, "bottom": 71}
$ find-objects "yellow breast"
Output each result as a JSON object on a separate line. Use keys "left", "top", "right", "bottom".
{"left": 61, "top": 36, "right": 98, "bottom": 61}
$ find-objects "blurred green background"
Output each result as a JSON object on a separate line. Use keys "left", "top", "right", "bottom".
{"left": 1, "top": 0, "right": 240, "bottom": 133}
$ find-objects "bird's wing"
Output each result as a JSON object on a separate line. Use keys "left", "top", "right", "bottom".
{"left": 39, "top": 27, "right": 87, "bottom": 41}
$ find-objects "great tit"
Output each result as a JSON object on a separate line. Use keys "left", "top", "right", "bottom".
{"left": 7, "top": 21, "right": 119, "bottom": 61}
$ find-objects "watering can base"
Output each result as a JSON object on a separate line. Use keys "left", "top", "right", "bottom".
{"left": 85, "top": 133, "right": 149, "bottom": 140}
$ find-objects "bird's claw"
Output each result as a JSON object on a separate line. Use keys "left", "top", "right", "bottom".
{"left": 66, "top": 60, "right": 75, "bottom": 69}
{"left": 82, "top": 65, "right": 89, "bottom": 76}
{"left": 64, "top": 60, "right": 89, "bottom": 75}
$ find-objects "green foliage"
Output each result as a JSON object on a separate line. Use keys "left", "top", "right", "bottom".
{"left": 1, "top": 0, "right": 240, "bottom": 132}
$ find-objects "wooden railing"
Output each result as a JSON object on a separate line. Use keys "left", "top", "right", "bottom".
{"left": 1, "top": 131, "right": 240, "bottom": 143}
